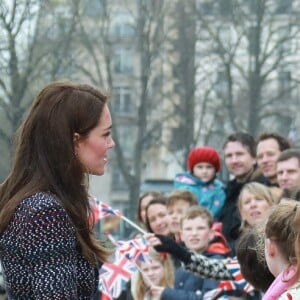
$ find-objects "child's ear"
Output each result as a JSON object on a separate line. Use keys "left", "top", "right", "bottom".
{"left": 265, "top": 238, "right": 276, "bottom": 257}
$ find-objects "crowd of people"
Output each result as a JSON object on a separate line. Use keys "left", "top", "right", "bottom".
{"left": 125, "top": 131, "right": 300, "bottom": 299}
{"left": 120, "top": 132, "right": 300, "bottom": 300}
{"left": 0, "top": 80, "right": 300, "bottom": 299}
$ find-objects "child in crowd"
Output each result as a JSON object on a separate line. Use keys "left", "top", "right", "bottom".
{"left": 135, "top": 248, "right": 174, "bottom": 300}
{"left": 147, "top": 225, "right": 270, "bottom": 298}
{"left": 263, "top": 200, "right": 300, "bottom": 299}
{"left": 174, "top": 146, "right": 225, "bottom": 219}
{"left": 166, "top": 190, "right": 198, "bottom": 241}
{"left": 236, "top": 227, "right": 275, "bottom": 294}
{"left": 117, "top": 248, "right": 174, "bottom": 300}
{"left": 167, "top": 190, "right": 230, "bottom": 265}
{"left": 151, "top": 206, "right": 227, "bottom": 299}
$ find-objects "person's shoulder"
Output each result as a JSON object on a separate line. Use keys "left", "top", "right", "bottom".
{"left": 278, "top": 280, "right": 300, "bottom": 299}
{"left": 212, "top": 178, "right": 225, "bottom": 188}
{"left": 250, "top": 174, "right": 270, "bottom": 185}
{"left": 174, "top": 172, "right": 197, "bottom": 185}
{"left": 175, "top": 265, "right": 204, "bottom": 285}
{"left": 225, "top": 178, "right": 238, "bottom": 189}
{"left": 204, "top": 246, "right": 230, "bottom": 258}
{"left": 17, "top": 192, "right": 64, "bottom": 215}
{"left": 175, "top": 172, "right": 193, "bottom": 180}
{"left": 13, "top": 192, "right": 74, "bottom": 237}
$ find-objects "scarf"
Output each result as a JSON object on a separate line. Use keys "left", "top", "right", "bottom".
{"left": 262, "top": 264, "right": 298, "bottom": 300}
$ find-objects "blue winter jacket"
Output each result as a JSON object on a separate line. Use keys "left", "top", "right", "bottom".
{"left": 174, "top": 172, "right": 226, "bottom": 218}
{"left": 161, "top": 253, "right": 223, "bottom": 300}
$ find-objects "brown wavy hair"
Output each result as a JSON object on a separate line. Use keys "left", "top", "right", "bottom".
{"left": 0, "top": 81, "right": 111, "bottom": 265}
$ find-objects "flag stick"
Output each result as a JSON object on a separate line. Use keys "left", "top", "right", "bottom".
{"left": 120, "top": 215, "right": 147, "bottom": 235}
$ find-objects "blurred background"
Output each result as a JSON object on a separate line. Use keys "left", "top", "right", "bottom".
{"left": 1, "top": 0, "right": 300, "bottom": 237}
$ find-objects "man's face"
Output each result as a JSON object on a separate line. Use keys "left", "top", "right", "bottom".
{"left": 277, "top": 157, "right": 300, "bottom": 189}
{"left": 257, "top": 138, "right": 281, "bottom": 183}
{"left": 224, "top": 141, "right": 256, "bottom": 179}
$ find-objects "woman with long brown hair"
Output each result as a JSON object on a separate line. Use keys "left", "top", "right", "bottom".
{"left": 0, "top": 81, "right": 115, "bottom": 299}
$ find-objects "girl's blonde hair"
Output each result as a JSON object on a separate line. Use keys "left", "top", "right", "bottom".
{"left": 134, "top": 248, "right": 174, "bottom": 299}
{"left": 238, "top": 182, "right": 280, "bottom": 231}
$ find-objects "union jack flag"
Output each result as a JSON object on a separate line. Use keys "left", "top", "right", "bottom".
{"left": 218, "top": 260, "right": 254, "bottom": 293}
{"left": 98, "top": 277, "right": 112, "bottom": 300}
{"left": 99, "top": 250, "right": 137, "bottom": 298}
{"left": 90, "top": 197, "right": 122, "bottom": 223}
{"left": 110, "top": 236, "right": 151, "bottom": 263}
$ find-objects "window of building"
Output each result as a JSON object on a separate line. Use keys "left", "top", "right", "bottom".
{"left": 218, "top": 25, "right": 231, "bottom": 45}
{"left": 169, "top": 126, "right": 185, "bottom": 151}
{"left": 113, "top": 23, "right": 135, "bottom": 38}
{"left": 218, "top": 0, "right": 232, "bottom": 17}
{"left": 111, "top": 12, "right": 135, "bottom": 38}
{"left": 247, "top": 0, "right": 257, "bottom": 13}
{"left": 278, "top": 25, "right": 291, "bottom": 55}
{"left": 112, "top": 87, "right": 134, "bottom": 115}
{"left": 278, "top": 71, "right": 291, "bottom": 99}
{"left": 199, "top": 1, "right": 215, "bottom": 15}
{"left": 118, "top": 125, "right": 135, "bottom": 155}
{"left": 276, "top": 0, "right": 292, "bottom": 14}
{"left": 83, "top": 1, "right": 103, "bottom": 18}
{"left": 216, "top": 70, "right": 227, "bottom": 94}
{"left": 113, "top": 48, "right": 133, "bottom": 75}
{"left": 248, "top": 25, "right": 258, "bottom": 56}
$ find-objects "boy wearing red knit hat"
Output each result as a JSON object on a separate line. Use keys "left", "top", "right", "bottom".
{"left": 174, "top": 146, "right": 225, "bottom": 219}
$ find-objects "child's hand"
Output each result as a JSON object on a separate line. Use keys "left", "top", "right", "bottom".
{"left": 150, "top": 285, "right": 165, "bottom": 299}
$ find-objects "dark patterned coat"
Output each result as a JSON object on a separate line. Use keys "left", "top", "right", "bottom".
{"left": 0, "top": 192, "right": 99, "bottom": 299}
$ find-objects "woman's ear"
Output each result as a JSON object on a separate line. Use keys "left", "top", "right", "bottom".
{"left": 73, "top": 133, "right": 81, "bottom": 155}
{"left": 73, "top": 133, "right": 80, "bottom": 147}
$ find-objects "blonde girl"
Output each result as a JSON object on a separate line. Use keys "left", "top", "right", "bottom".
{"left": 133, "top": 248, "right": 174, "bottom": 300}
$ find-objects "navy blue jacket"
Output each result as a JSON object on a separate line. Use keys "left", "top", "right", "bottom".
{"left": 161, "top": 252, "right": 223, "bottom": 300}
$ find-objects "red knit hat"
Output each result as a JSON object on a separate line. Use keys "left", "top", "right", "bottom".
{"left": 187, "top": 146, "right": 221, "bottom": 172}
